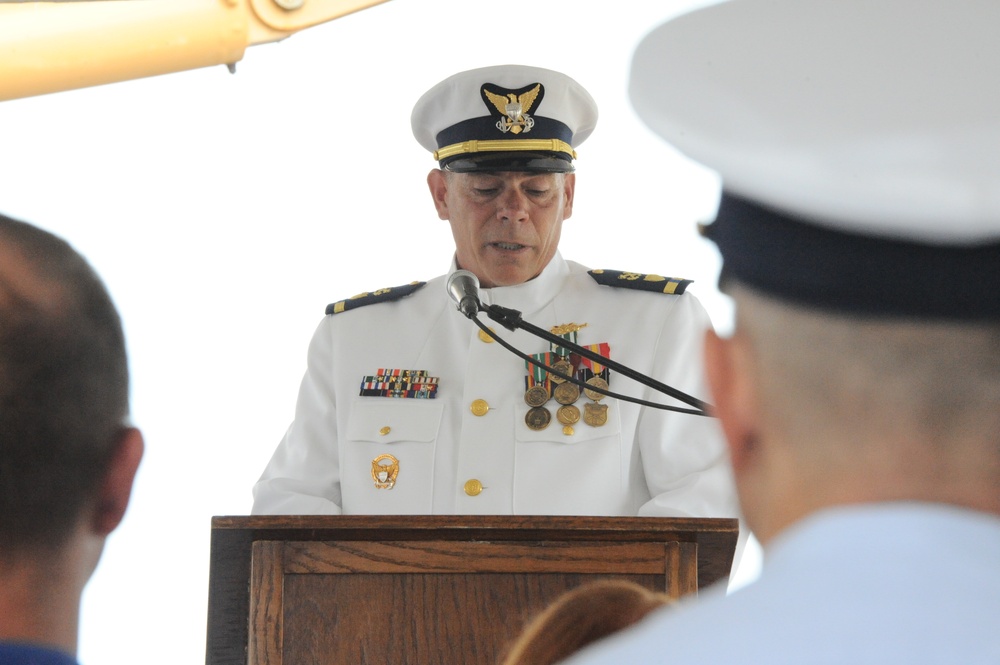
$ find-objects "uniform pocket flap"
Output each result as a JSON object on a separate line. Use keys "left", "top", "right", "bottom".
{"left": 347, "top": 399, "right": 444, "bottom": 444}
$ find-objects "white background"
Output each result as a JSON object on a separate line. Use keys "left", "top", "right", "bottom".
{"left": 0, "top": 1, "right": 757, "bottom": 663}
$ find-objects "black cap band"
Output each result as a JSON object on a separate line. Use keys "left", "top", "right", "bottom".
{"left": 704, "top": 192, "right": 1000, "bottom": 321}
{"left": 436, "top": 115, "right": 573, "bottom": 150}
{"left": 443, "top": 153, "right": 574, "bottom": 173}
{"left": 435, "top": 115, "right": 575, "bottom": 172}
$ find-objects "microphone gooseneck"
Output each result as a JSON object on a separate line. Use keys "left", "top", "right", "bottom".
{"left": 445, "top": 271, "right": 713, "bottom": 416}
{"left": 481, "top": 305, "right": 712, "bottom": 416}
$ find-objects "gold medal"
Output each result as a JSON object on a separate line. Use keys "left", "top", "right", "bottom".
{"left": 524, "top": 384, "right": 550, "bottom": 407}
{"left": 583, "top": 402, "right": 609, "bottom": 427}
{"left": 584, "top": 376, "right": 609, "bottom": 401}
{"left": 525, "top": 406, "right": 552, "bottom": 431}
{"left": 549, "top": 359, "right": 573, "bottom": 383}
{"left": 562, "top": 425, "right": 575, "bottom": 436}
{"left": 553, "top": 381, "right": 581, "bottom": 405}
{"left": 371, "top": 454, "right": 399, "bottom": 489}
{"left": 557, "top": 404, "right": 581, "bottom": 425}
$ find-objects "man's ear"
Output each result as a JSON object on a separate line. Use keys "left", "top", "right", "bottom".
{"left": 561, "top": 173, "right": 576, "bottom": 220}
{"left": 704, "top": 328, "right": 760, "bottom": 473}
{"left": 92, "top": 427, "right": 144, "bottom": 537}
{"left": 427, "top": 169, "right": 450, "bottom": 220}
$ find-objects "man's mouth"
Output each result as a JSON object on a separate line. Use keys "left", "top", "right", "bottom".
{"left": 490, "top": 241, "right": 527, "bottom": 251}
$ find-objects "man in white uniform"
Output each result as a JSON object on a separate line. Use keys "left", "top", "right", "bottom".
{"left": 565, "top": 1, "right": 1000, "bottom": 663}
{"left": 252, "top": 65, "right": 740, "bottom": 533}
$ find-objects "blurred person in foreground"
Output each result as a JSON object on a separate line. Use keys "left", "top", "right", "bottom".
{"left": 252, "top": 64, "right": 742, "bottom": 566}
{"left": 498, "top": 579, "right": 671, "bottom": 665}
{"left": 0, "top": 213, "right": 144, "bottom": 665}
{"left": 565, "top": 0, "right": 1000, "bottom": 662}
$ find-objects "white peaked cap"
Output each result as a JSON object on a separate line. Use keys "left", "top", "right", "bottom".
{"left": 412, "top": 64, "right": 598, "bottom": 173}
{"left": 629, "top": 0, "right": 1000, "bottom": 319}
{"left": 630, "top": 0, "right": 1000, "bottom": 243}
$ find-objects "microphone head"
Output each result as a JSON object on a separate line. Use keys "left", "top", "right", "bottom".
{"left": 446, "top": 269, "right": 479, "bottom": 302}
{"left": 446, "top": 269, "right": 481, "bottom": 318}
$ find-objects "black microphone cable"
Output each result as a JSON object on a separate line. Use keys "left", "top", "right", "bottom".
{"left": 470, "top": 303, "right": 713, "bottom": 417}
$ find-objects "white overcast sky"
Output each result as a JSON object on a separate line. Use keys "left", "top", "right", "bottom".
{"left": 0, "top": 1, "right": 756, "bottom": 663}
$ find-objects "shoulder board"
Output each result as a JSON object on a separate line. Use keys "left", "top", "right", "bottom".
{"left": 326, "top": 281, "right": 426, "bottom": 315}
{"left": 588, "top": 269, "right": 692, "bottom": 295}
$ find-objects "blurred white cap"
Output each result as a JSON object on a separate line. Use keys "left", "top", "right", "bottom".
{"left": 629, "top": 0, "right": 1000, "bottom": 319}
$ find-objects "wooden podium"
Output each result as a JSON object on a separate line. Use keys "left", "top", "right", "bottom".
{"left": 206, "top": 515, "right": 738, "bottom": 665}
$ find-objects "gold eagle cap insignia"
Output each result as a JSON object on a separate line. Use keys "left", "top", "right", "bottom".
{"left": 482, "top": 83, "right": 542, "bottom": 134}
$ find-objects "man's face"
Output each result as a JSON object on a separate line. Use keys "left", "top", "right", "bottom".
{"left": 427, "top": 170, "right": 575, "bottom": 288}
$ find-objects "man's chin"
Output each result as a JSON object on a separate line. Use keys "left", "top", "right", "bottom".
{"left": 483, "top": 269, "right": 542, "bottom": 288}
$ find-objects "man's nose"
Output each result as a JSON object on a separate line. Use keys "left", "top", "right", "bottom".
{"left": 496, "top": 189, "right": 529, "bottom": 222}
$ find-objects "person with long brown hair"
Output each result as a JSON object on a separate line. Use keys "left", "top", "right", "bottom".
{"left": 499, "top": 580, "right": 672, "bottom": 665}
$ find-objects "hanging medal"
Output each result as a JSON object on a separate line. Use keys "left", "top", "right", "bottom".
{"left": 524, "top": 352, "right": 553, "bottom": 430}
{"left": 579, "top": 343, "right": 611, "bottom": 427}
{"left": 549, "top": 323, "right": 586, "bottom": 435}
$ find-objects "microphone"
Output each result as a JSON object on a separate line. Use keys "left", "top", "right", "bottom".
{"left": 446, "top": 269, "right": 482, "bottom": 319}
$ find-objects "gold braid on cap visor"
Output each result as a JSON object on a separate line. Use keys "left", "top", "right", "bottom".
{"left": 433, "top": 138, "right": 576, "bottom": 161}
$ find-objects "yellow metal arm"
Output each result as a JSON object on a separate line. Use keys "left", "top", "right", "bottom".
{"left": 0, "top": 0, "right": 390, "bottom": 102}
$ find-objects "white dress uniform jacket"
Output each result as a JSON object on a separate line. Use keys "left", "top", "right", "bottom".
{"left": 565, "top": 503, "right": 1000, "bottom": 665}
{"left": 252, "top": 253, "right": 738, "bottom": 520}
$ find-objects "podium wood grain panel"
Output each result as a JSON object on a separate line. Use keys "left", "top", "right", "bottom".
{"left": 248, "top": 542, "right": 284, "bottom": 665}
{"left": 665, "top": 540, "right": 699, "bottom": 598}
{"left": 208, "top": 516, "right": 738, "bottom": 665}
{"left": 283, "top": 540, "right": 669, "bottom": 574}
{"left": 250, "top": 540, "right": 679, "bottom": 664}
{"left": 281, "top": 572, "right": 662, "bottom": 665}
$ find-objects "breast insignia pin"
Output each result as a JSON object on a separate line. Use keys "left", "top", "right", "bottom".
{"left": 371, "top": 454, "right": 399, "bottom": 489}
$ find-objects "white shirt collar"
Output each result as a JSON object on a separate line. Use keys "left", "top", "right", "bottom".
{"left": 449, "top": 252, "right": 570, "bottom": 315}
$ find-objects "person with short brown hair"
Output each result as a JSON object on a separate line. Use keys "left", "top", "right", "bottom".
{"left": 0, "top": 212, "right": 144, "bottom": 665}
